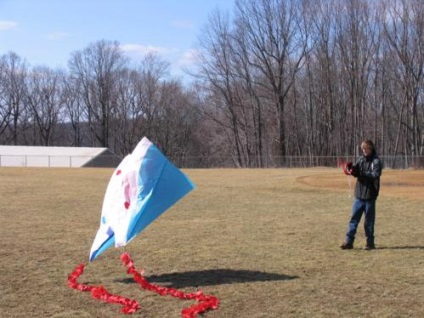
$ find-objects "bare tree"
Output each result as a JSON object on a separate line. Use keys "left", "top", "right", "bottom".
{"left": 234, "top": 0, "right": 311, "bottom": 158}
{"left": 113, "top": 67, "right": 143, "bottom": 155}
{"left": 383, "top": 0, "right": 424, "bottom": 156}
{"left": 62, "top": 73, "right": 86, "bottom": 146}
{"left": 68, "top": 40, "right": 128, "bottom": 147}
{"left": 0, "top": 57, "right": 12, "bottom": 138}
{"left": 196, "top": 9, "right": 252, "bottom": 167}
{"left": 25, "top": 66, "right": 65, "bottom": 145}
{"left": 334, "top": 0, "right": 381, "bottom": 155}
{"left": 299, "top": 0, "right": 344, "bottom": 157}
{"left": 0, "top": 52, "right": 28, "bottom": 144}
{"left": 195, "top": 0, "right": 312, "bottom": 166}
{"left": 136, "top": 53, "right": 171, "bottom": 140}
{"left": 155, "top": 80, "right": 198, "bottom": 158}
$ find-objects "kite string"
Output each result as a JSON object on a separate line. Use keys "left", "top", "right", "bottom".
{"left": 347, "top": 174, "right": 352, "bottom": 197}
{"left": 337, "top": 157, "right": 353, "bottom": 198}
{"left": 120, "top": 252, "right": 220, "bottom": 318}
{"left": 67, "top": 263, "right": 140, "bottom": 314}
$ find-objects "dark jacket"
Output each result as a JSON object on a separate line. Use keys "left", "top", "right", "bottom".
{"left": 352, "top": 151, "right": 383, "bottom": 200}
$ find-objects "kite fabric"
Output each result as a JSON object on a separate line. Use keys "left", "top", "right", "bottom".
{"left": 89, "top": 137, "right": 195, "bottom": 261}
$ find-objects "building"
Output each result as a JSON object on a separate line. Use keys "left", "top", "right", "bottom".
{"left": 0, "top": 145, "right": 121, "bottom": 168}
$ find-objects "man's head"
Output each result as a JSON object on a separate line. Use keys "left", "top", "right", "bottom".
{"left": 361, "top": 140, "right": 375, "bottom": 157}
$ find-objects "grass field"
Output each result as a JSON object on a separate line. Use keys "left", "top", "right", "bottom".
{"left": 1, "top": 167, "right": 423, "bottom": 318}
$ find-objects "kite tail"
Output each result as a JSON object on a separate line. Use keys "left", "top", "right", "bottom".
{"left": 67, "top": 263, "right": 140, "bottom": 314}
{"left": 120, "top": 252, "right": 220, "bottom": 318}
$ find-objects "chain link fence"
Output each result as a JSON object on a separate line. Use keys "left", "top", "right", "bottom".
{"left": 0, "top": 154, "right": 422, "bottom": 169}
{"left": 169, "top": 155, "right": 423, "bottom": 169}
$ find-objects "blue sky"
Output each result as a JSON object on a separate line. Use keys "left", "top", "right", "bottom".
{"left": 0, "top": 0, "right": 234, "bottom": 79}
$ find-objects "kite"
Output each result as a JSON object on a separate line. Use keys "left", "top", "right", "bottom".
{"left": 89, "top": 136, "right": 195, "bottom": 261}
{"left": 68, "top": 137, "right": 219, "bottom": 317}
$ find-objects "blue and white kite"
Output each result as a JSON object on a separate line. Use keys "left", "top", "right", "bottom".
{"left": 89, "top": 137, "right": 195, "bottom": 261}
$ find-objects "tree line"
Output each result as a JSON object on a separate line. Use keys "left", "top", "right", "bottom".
{"left": 1, "top": 0, "right": 423, "bottom": 167}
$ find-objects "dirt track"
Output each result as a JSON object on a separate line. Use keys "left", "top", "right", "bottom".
{"left": 297, "top": 169, "right": 424, "bottom": 201}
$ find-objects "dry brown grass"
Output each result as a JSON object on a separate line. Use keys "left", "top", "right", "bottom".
{"left": 0, "top": 167, "right": 423, "bottom": 318}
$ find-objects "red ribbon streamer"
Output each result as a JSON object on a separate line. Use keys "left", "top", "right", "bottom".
{"left": 67, "top": 253, "right": 219, "bottom": 317}
{"left": 120, "top": 252, "right": 220, "bottom": 318}
{"left": 67, "top": 263, "right": 140, "bottom": 314}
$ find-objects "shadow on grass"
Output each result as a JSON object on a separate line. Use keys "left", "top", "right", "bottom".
{"left": 377, "top": 245, "right": 424, "bottom": 250}
{"left": 116, "top": 269, "right": 298, "bottom": 288}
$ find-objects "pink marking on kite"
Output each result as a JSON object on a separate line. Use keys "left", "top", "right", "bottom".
{"left": 116, "top": 170, "right": 122, "bottom": 175}
{"left": 124, "top": 201, "right": 130, "bottom": 209}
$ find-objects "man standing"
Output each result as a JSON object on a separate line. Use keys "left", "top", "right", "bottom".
{"left": 340, "top": 140, "right": 383, "bottom": 250}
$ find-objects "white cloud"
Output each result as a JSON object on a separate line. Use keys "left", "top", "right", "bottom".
{"left": 177, "top": 49, "right": 201, "bottom": 66}
{"left": 0, "top": 21, "right": 18, "bottom": 31}
{"left": 121, "top": 44, "right": 177, "bottom": 57}
{"left": 170, "top": 20, "right": 194, "bottom": 29}
{"left": 46, "top": 32, "right": 71, "bottom": 41}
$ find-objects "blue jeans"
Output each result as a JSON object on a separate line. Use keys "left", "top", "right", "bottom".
{"left": 346, "top": 199, "right": 376, "bottom": 245}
